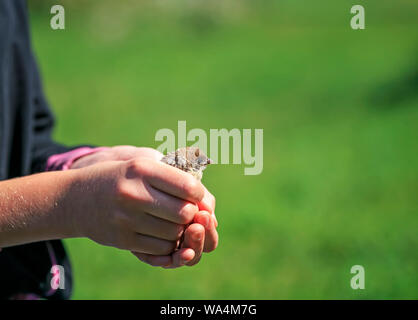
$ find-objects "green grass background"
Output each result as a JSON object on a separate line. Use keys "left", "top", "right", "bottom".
{"left": 28, "top": 0, "right": 417, "bottom": 299}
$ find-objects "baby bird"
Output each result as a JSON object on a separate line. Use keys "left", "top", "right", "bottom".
{"left": 161, "top": 147, "right": 212, "bottom": 180}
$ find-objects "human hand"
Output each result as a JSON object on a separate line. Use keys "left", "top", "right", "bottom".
{"left": 132, "top": 188, "right": 218, "bottom": 268}
{"left": 71, "top": 146, "right": 218, "bottom": 267}
{"left": 70, "top": 158, "right": 205, "bottom": 255}
{"left": 70, "top": 146, "right": 164, "bottom": 169}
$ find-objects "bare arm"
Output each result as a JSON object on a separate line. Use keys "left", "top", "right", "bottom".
{"left": 0, "top": 170, "right": 77, "bottom": 248}
{"left": 71, "top": 146, "right": 219, "bottom": 267}
{"left": 0, "top": 157, "right": 213, "bottom": 270}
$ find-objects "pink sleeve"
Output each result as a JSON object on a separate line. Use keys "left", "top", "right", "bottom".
{"left": 45, "top": 147, "right": 109, "bottom": 171}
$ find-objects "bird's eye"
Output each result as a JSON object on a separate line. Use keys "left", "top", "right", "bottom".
{"left": 198, "top": 156, "right": 207, "bottom": 165}
{"left": 195, "top": 148, "right": 200, "bottom": 157}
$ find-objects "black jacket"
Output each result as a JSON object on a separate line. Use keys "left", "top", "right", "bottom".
{"left": 0, "top": 0, "right": 73, "bottom": 299}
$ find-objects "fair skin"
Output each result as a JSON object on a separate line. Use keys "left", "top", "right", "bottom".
{"left": 0, "top": 146, "right": 218, "bottom": 269}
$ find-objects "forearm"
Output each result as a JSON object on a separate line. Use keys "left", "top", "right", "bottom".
{"left": 0, "top": 170, "right": 79, "bottom": 248}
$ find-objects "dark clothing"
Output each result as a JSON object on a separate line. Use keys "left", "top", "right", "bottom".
{"left": 0, "top": 0, "right": 73, "bottom": 299}
{"left": 0, "top": 0, "right": 69, "bottom": 178}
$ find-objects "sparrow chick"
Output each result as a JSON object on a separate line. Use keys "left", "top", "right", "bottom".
{"left": 161, "top": 147, "right": 212, "bottom": 180}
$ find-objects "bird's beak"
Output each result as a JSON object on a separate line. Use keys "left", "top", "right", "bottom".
{"left": 207, "top": 158, "right": 212, "bottom": 165}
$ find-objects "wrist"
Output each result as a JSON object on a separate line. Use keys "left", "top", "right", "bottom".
{"left": 61, "top": 161, "right": 121, "bottom": 240}
{"left": 49, "top": 169, "right": 84, "bottom": 239}
{"left": 53, "top": 168, "right": 91, "bottom": 239}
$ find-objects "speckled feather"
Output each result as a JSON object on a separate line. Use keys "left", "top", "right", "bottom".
{"left": 161, "top": 147, "right": 212, "bottom": 180}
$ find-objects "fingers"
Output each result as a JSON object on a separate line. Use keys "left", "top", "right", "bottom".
{"left": 140, "top": 185, "right": 199, "bottom": 224}
{"left": 125, "top": 232, "right": 177, "bottom": 255}
{"left": 131, "top": 248, "right": 195, "bottom": 269}
{"left": 198, "top": 186, "right": 216, "bottom": 214}
{"left": 115, "top": 146, "right": 163, "bottom": 161}
{"left": 132, "top": 158, "right": 204, "bottom": 203}
{"left": 194, "top": 211, "right": 219, "bottom": 252}
{"left": 131, "top": 251, "right": 173, "bottom": 267}
{"left": 169, "top": 248, "right": 195, "bottom": 268}
{"left": 198, "top": 186, "right": 218, "bottom": 227}
{"left": 123, "top": 157, "right": 212, "bottom": 226}
{"left": 134, "top": 224, "right": 205, "bottom": 268}
{"left": 122, "top": 157, "right": 216, "bottom": 269}
{"left": 128, "top": 147, "right": 164, "bottom": 161}
{"left": 131, "top": 221, "right": 211, "bottom": 268}
{"left": 182, "top": 223, "right": 205, "bottom": 266}
{"left": 125, "top": 212, "right": 184, "bottom": 241}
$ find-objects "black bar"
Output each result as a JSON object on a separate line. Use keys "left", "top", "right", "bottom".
{"left": 0, "top": 300, "right": 415, "bottom": 317}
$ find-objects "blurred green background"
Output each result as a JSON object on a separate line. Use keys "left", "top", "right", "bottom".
{"left": 28, "top": 0, "right": 417, "bottom": 299}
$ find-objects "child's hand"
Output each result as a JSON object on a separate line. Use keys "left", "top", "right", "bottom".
{"left": 71, "top": 145, "right": 218, "bottom": 267}
{"left": 70, "top": 146, "right": 165, "bottom": 169}
{"left": 71, "top": 158, "right": 204, "bottom": 255}
{"left": 132, "top": 189, "right": 218, "bottom": 268}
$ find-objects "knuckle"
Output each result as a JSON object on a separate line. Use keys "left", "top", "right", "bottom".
{"left": 115, "top": 179, "right": 148, "bottom": 204}
{"left": 178, "top": 203, "right": 198, "bottom": 224}
{"left": 183, "top": 178, "right": 204, "bottom": 201}
{"left": 115, "top": 180, "right": 130, "bottom": 200}
{"left": 189, "top": 224, "right": 205, "bottom": 240}
{"left": 128, "top": 158, "right": 151, "bottom": 176}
